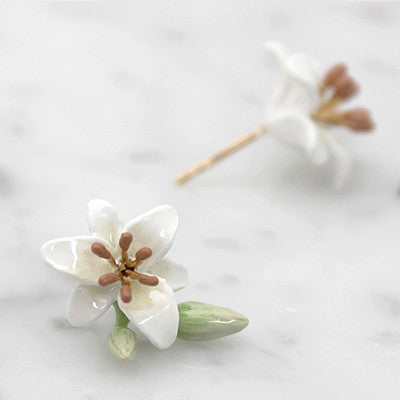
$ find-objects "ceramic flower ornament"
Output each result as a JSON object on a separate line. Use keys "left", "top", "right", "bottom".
{"left": 41, "top": 199, "right": 186, "bottom": 349}
{"left": 42, "top": 200, "right": 248, "bottom": 360}
{"left": 175, "top": 41, "right": 374, "bottom": 188}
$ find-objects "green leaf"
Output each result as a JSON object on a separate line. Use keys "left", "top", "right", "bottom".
{"left": 178, "top": 301, "right": 249, "bottom": 341}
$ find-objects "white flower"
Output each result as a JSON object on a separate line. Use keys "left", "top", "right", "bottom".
{"left": 41, "top": 199, "right": 188, "bottom": 350}
{"left": 264, "top": 41, "right": 351, "bottom": 189}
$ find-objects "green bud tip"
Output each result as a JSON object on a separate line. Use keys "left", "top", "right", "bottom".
{"left": 108, "top": 327, "right": 138, "bottom": 360}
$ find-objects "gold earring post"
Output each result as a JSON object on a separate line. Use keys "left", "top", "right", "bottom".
{"left": 175, "top": 125, "right": 267, "bottom": 185}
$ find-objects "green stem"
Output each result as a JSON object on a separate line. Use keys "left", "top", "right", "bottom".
{"left": 113, "top": 301, "right": 129, "bottom": 328}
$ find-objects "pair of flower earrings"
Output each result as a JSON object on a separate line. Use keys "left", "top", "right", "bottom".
{"left": 42, "top": 43, "right": 374, "bottom": 361}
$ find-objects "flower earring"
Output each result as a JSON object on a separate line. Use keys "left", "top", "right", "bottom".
{"left": 175, "top": 42, "right": 374, "bottom": 189}
{"left": 41, "top": 200, "right": 248, "bottom": 360}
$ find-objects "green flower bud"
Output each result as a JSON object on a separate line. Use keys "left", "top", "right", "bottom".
{"left": 178, "top": 302, "right": 249, "bottom": 341}
{"left": 108, "top": 327, "right": 137, "bottom": 360}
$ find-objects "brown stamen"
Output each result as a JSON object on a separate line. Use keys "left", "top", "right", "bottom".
{"left": 119, "top": 232, "right": 133, "bottom": 252}
{"left": 120, "top": 285, "right": 132, "bottom": 303}
{"left": 92, "top": 237, "right": 156, "bottom": 299}
{"left": 342, "top": 108, "right": 374, "bottom": 131}
{"left": 135, "top": 247, "right": 153, "bottom": 261}
{"left": 333, "top": 75, "right": 358, "bottom": 99}
{"left": 98, "top": 272, "right": 119, "bottom": 286}
{"left": 124, "top": 269, "right": 137, "bottom": 279}
{"left": 322, "top": 63, "right": 347, "bottom": 88}
{"left": 138, "top": 274, "right": 159, "bottom": 286}
{"left": 91, "top": 242, "right": 112, "bottom": 259}
{"left": 313, "top": 107, "right": 374, "bottom": 133}
{"left": 125, "top": 259, "right": 139, "bottom": 269}
{"left": 312, "top": 110, "right": 343, "bottom": 124}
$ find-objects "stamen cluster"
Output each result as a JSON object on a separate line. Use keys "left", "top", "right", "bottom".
{"left": 91, "top": 232, "right": 159, "bottom": 303}
{"left": 312, "top": 63, "right": 374, "bottom": 132}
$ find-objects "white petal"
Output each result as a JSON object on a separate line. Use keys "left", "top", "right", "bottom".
{"left": 67, "top": 283, "right": 118, "bottom": 327}
{"left": 87, "top": 199, "right": 122, "bottom": 246}
{"left": 286, "top": 53, "right": 320, "bottom": 93}
{"left": 266, "top": 111, "right": 329, "bottom": 163}
{"left": 265, "top": 42, "right": 320, "bottom": 114}
{"left": 284, "top": 52, "right": 320, "bottom": 113}
{"left": 277, "top": 69, "right": 319, "bottom": 114}
{"left": 147, "top": 258, "right": 188, "bottom": 292}
{"left": 117, "top": 278, "right": 179, "bottom": 349}
{"left": 323, "top": 132, "right": 352, "bottom": 190}
{"left": 121, "top": 205, "right": 178, "bottom": 271}
{"left": 308, "top": 141, "right": 330, "bottom": 165}
{"left": 264, "top": 41, "right": 289, "bottom": 66}
{"left": 41, "top": 236, "right": 114, "bottom": 283}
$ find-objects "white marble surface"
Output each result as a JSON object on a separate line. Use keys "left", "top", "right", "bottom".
{"left": 0, "top": 2, "right": 400, "bottom": 399}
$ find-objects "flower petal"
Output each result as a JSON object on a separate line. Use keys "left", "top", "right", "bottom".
{"left": 285, "top": 53, "right": 320, "bottom": 93}
{"left": 264, "top": 41, "right": 289, "bottom": 66}
{"left": 121, "top": 205, "right": 178, "bottom": 271}
{"left": 322, "top": 131, "right": 352, "bottom": 189}
{"left": 87, "top": 199, "right": 122, "bottom": 246}
{"left": 117, "top": 277, "right": 179, "bottom": 349}
{"left": 146, "top": 258, "right": 188, "bottom": 292}
{"left": 265, "top": 41, "right": 320, "bottom": 114}
{"left": 283, "top": 53, "right": 320, "bottom": 113}
{"left": 67, "top": 283, "right": 118, "bottom": 327}
{"left": 41, "top": 236, "right": 114, "bottom": 283}
{"left": 266, "top": 111, "right": 329, "bottom": 164}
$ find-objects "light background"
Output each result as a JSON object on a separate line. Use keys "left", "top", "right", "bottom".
{"left": 0, "top": 2, "right": 399, "bottom": 399}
